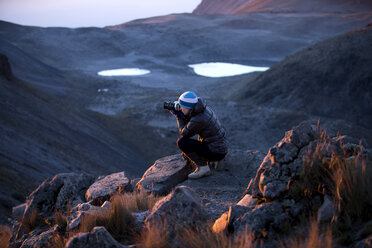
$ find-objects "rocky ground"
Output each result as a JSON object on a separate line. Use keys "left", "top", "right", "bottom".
{"left": 6, "top": 121, "right": 372, "bottom": 247}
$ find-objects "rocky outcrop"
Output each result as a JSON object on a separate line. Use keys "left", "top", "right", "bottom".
{"left": 136, "top": 154, "right": 193, "bottom": 195}
{"left": 213, "top": 121, "right": 370, "bottom": 242}
{"left": 86, "top": 172, "right": 132, "bottom": 205}
{"left": 23, "top": 173, "right": 94, "bottom": 220}
{"left": 146, "top": 186, "right": 208, "bottom": 239}
{"left": 65, "top": 226, "right": 128, "bottom": 248}
{"left": 248, "top": 121, "right": 316, "bottom": 200}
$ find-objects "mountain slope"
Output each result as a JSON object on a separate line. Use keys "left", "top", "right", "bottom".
{"left": 233, "top": 24, "right": 372, "bottom": 127}
{"left": 193, "top": 0, "right": 372, "bottom": 15}
{"left": 0, "top": 57, "right": 147, "bottom": 220}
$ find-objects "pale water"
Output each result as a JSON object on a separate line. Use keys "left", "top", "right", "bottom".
{"left": 188, "top": 62, "right": 269, "bottom": 78}
{"left": 97, "top": 68, "right": 150, "bottom": 76}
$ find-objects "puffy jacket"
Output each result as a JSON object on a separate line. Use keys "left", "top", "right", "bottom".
{"left": 177, "top": 98, "right": 228, "bottom": 155}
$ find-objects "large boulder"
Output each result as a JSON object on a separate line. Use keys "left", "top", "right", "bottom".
{"left": 232, "top": 200, "right": 302, "bottom": 239}
{"left": 23, "top": 173, "right": 94, "bottom": 220}
{"left": 17, "top": 225, "right": 63, "bottom": 248}
{"left": 67, "top": 202, "right": 111, "bottom": 231}
{"left": 65, "top": 226, "right": 128, "bottom": 248}
{"left": 221, "top": 149, "right": 265, "bottom": 174}
{"left": 145, "top": 186, "right": 208, "bottom": 238}
{"left": 136, "top": 154, "right": 193, "bottom": 195}
{"left": 248, "top": 121, "right": 317, "bottom": 200}
{"left": 86, "top": 172, "right": 132, "bottom": 205}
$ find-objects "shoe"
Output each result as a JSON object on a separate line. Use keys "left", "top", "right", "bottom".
{"left": 188, "top": 166, "right": 211, "bottom": 179}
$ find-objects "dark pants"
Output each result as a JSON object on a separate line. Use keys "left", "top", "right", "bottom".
{"left": 177, "top": 137, "right": 226, "bottom": 161}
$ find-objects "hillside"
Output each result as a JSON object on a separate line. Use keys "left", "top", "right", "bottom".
{"left": 193, "top": 0, "right": 372, "bottom": 16}
{"left": 233, "top": 23, "right": 372, "bottom": 129}
{"left": 0, "top": 56, "right": 147, "bottom": 221}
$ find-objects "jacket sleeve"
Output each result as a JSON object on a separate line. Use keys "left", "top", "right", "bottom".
{"left": 180, "top": 118, "right": 201, "bottom": 138}
{"left": 177, "top": 117, "right": 186, "bottom": 133}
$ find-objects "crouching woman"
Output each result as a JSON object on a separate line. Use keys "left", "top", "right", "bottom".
{"left": 169, "top": 91, "right": 228, "bottom": 179}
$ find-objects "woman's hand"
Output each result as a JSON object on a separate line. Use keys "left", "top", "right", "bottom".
{"left": 169, "top": 109, "right": 185, "bottom": 120}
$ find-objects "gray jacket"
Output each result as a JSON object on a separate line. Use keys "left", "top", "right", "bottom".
{"left": 177, "top": 98, "right": 228, "bottom": 155}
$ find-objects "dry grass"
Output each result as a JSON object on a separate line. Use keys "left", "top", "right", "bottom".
{"left": 21, "top": 210, "right": 48, "bottom": 232}
{"left": 331, "top": 153, "right": 372, "bottom": 219}
{"left": 299, "top": 127, "right": 372, "bottom": 220}
{"left": 136, "top": 221, "right": 257, "bottom": 248}
{"left": 80, "top": 191, "right": 160, "bottom": 242}
{"left": 288, "top": 125, "right": 371, "bottom": 245}
{"left": 117, "top": 190, "right": 159, "bottom": 212}
{"left": 136, "top": 220, "right": 170, "bottom": 248}
{"left": 80, "top": 195, "right": 135, "bottom": 241}
{"left": 281, "top": 219, "right": 332, "bottom": 248}
{"left": 54, "top": 210, "right": 67, "bottom": 229}
{"left": 0, "top": 225, "right": 12, "bottom": 248}
{"left": 178, "top": 226, "right": 257, "bottom": 248}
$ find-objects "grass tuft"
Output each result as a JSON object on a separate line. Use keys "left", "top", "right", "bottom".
{"left": 137, "top": 220, "right": 257, "bottom": 248}
{"left": 0, "top": 225, "right": 12, "bottom": 248}
{"left": 54, "top": 210, "right": 67, "bottom": 229}
{"left": 80, "top": 191, "right": 160, "bottom": 242}
{"left": 136, "top": 220, "right": 171, "bottom": 248}
{"left": 21, "top": 210, "right": 48, "bottom": 232}
{"left": 281, "top": 219, "right": 332, "bottom": 248}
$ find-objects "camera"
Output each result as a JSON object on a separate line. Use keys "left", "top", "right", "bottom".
{"left": 163, "top": 101, "right": 180, "bottom": 111}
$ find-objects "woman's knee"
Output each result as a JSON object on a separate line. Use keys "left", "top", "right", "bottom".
{"left": 177, "top": 137, "right": 186, "bottom": 150}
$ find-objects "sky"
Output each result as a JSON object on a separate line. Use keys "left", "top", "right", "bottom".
{"left": 0, "top": 0, "right": 201, "bottom": 28}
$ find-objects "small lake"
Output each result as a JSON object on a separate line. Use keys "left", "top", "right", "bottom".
{"left": 97, "top": 68, "right": 150, "bottom": 76}
{"left": 188, "top": 62, "right": 269, "bottom": 78}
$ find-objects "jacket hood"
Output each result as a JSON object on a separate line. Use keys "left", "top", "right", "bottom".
{"left": 191, "top": 97, "right": 206, "bottom": 116}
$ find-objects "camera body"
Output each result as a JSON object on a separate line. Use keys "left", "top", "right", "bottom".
{"left": 164, "top": 101, "right": 181, "bottom": 111}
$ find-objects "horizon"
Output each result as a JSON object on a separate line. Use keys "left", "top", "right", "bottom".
{"left": 0, "top": 0, "right": 201, "bottom": 28}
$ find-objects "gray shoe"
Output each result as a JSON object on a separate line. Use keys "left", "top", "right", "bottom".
{"left": 188, "top": 166, "right": 211, "bottom": 179}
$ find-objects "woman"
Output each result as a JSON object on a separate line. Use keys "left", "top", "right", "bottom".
{"left": 169, "top": 91, "right": 228, "bottom": 179}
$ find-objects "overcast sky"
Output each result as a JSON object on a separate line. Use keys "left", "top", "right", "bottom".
{"left": 0, "top": 0, "right": 201, "bottom": 28}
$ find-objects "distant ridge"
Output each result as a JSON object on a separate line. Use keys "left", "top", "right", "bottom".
{"left": 193, "top": 0, "right": 372, "bottom": 16}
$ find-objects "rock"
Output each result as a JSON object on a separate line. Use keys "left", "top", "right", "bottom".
{"left": 353, "top": 235, "right": 372, "bottom": 248}
{"left": 18, "top": 225, "right": 62, "bottom": 248}
{"left": 132, "top": 210, "right": 150, "bottom": 234}
{"left": 145, "top": 186, "right": 208, "bottom": 238}
{"left": 317, "top": 195, "right": 336, "bottom": 224}
{"left": 212, "top": 205, "right": 251, "bottom": 234}
{"left": 65, "top": 226, "right": 128, "bottom": 248}
{"left": 136, "top": 154, "right": 193, "bottom": 195}
{"left": 248, "top": 122, "right": 316, "bottom": 200}
{"left": 357, "top": 221, "right": 372, "bottom": 241}
{"left": 67, "top": 202, "right": 110, "bottom": 231}
{"left": 237, "top": 194, "right": 257, "bottom": 209}
{"left": 222, "top": 149, "right": 265, "bottom": 175}
{"left": 23, "top": 173, "right": 94, "bottom": 220}
{"left": 12, "top": 203, "right": 26, "bottom": 220}
{"left": 86, "top": 172, "right": 132, "bottom": 205}
{"left": 283, "top": 121, "right": 316, "bottom": 148}
{"left": 233, "top": 201, "right": 293, "bottom": 238}
{"left": 0, "top": 54, "right": 13, "bottom": 81}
